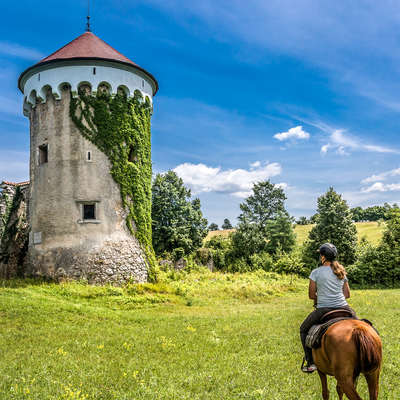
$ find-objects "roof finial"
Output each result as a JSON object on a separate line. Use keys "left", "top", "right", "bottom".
{"left": 86, "top": 0, "right": 91, "bottom": 32}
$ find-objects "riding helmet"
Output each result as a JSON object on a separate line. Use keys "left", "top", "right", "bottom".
{"left": 318, "top": 243, "right": 338, "bottom": 260}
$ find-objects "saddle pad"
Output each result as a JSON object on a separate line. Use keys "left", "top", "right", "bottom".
{"left": 306, "top": 317, "right": 354, "bottom": 349}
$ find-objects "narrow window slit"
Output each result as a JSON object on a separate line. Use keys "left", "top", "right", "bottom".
{"left": 39, "top": 144, "right": 48, "bottom": 164}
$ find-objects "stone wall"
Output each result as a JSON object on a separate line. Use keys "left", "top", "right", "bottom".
{"left": 24, "top": 88, "right": 149, "bottom": 284}
{"left": 0, "top": 182, "right": 29, "bottom": 278}
{"left": 0, "top": 179, "right": 148, "bottom": 283}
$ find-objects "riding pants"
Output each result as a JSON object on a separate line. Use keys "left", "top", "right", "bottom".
{"left": 300, "top": 305, "right": 357, "bottom": 364}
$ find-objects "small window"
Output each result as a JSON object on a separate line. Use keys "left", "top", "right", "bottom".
{"left": 83, "top": 204, "right": 96, "bottom": 220}
{"left": 128, "top": 145, "right": 137, "bottom": 163}
{"left": 142, "top": 79, "right": 145, "bottom": 88}
{"left": 38, "top": 73, "right": 40, "bottom": 81}
{"left": 87, "top": 151, "right": 91, "bottom": 161}
{"left": 39, "top": 144, "right": 48, "bottom": 164}
{"left": 93, "top": 67, "right": 96, "bottom": 75}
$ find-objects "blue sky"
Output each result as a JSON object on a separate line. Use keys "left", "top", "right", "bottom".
{"left": 1, "top": 1, "right": 400, "bottom": 226}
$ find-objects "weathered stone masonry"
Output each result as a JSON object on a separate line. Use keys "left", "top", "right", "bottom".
{"left": 0, "top": 182, "right": 29, "bottom": 278}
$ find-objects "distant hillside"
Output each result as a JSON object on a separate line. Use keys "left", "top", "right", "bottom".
{"left": 206, "top": 221, "right": 384, "bottom": 245}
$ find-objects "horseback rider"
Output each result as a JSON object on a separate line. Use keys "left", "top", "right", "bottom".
{"left": 300, "top": 243, "right": 357, "bottom": 373}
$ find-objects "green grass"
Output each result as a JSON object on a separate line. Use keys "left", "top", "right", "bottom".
{"left": 294, "top": 221, "right": 384, "bottom": 245}
{"left": 0, "top": 272, "right": 398, "bottom": 399}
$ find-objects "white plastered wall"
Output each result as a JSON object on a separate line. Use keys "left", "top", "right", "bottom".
{"left": 22, "top": 60, "right": 155, "bottom": 113}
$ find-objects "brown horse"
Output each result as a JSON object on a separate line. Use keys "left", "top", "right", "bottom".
{"left": 313, "top": 319, "right": 382, "bottom": 400}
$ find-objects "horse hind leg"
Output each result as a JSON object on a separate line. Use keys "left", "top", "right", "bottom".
{"left": 365, "top": 369, "right": 380, "bottom": 400}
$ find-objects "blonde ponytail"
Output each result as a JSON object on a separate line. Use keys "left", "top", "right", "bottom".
{"left": 331, "top": 260, "right": 346, "bottom": 280}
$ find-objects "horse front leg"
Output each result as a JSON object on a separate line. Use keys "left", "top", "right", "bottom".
{"left": 318, "top": 370, "right": 329, "bottom": 400}
{"left": 336, "top": 378, "right": 362, "bottom": 400}
{"left": 365, "top": 369, "right": 380, "bottom": 400}
{"left": 336, "top": 383, "right": 343, "bottom": 400}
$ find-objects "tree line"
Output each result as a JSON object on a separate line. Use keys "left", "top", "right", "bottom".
{"left": 151, "top": 170, "right": 400, "bottom": 287}
{"left": 296, "top": 203, "right": 399, "bottom": 225}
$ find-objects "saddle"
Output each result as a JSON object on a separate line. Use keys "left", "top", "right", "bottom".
{"left": 305, "top": 309, "right": 355, "bottom": 349}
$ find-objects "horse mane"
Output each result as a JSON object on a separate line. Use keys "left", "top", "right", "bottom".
{"left": 352, "top": 323, "right": 382, "bottom": 373}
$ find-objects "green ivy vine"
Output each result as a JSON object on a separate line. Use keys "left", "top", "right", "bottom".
{"left": 69, "top": 88, "right": 158, "bottom": 281}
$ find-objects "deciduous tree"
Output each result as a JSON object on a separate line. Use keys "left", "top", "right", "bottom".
{"left": 152, "top": 171, "right": 208, "bottom": 256}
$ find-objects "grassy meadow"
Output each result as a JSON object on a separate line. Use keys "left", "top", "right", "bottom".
{"left": 206, "top": 221, "right": 384, "bottom": 245}
{"left": 0, "top": 270, "right": 399, "bottom": 399}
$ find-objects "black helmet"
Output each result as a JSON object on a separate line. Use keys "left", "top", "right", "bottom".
{"left": 318, "top": 243, "right": 338, "bottom": 260}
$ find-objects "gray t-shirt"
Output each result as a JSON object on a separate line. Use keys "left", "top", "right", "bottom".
{"left": 309, "top": 265, "right": 348, "bottom": 308}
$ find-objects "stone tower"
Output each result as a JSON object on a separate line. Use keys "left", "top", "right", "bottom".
{"left": 18, "top": 31, "right": 158, "bottom": 283}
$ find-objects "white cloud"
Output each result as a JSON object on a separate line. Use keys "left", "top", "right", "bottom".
{"left": 361, "top": 182, "right": 400, "bottom": 193}
{"left": 320, "top": 144, "right": 330, "bottom": 154}
{"left": 0, "top": 42, "right": 43, "bottom": 61}
{"left": 173, "top": 161, "right": 282, "bottom": 197}
{"left": 250, "top": 161, "right": 261, "bottom": 168}
{"left": 321, "top": 129, "right": 398, "bottom": 156}
{"left": 362, "top": 167, "right": 400, "bottom": 184}
{"left": 273, "top": 125, "right": 310, "bottom": 141}
{"left": 136, "top": 1, "right": 400, "bottom": 110}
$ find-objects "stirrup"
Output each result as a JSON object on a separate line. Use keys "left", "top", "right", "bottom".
{"left": 301, "top": 357, "right": 317, "bottom": 373}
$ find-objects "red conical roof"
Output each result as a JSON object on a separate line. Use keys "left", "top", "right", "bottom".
{"left": 18, "top": 31, "right": 158, "bottom": 94}
{"left": 39, "top": 31, "right": 139, "bottom": 67}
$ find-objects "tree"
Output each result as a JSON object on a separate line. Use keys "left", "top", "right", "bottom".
{"left": 265, "top": 211, "right": 296, "bottom": 254}
{"left": 208, "top": 223, "right": 219, "bottom": 231}
{"left": 221, "top": 218, "right": 233, "bottom": 229}
{"left": 350, "top": 206, "right": 364, "bottom": 222}
{"left": 348, "top": 208, "right": 400, "bottom": 286}
{"left": 231, "top": 218, "right": 267, "bottom": 260}
{"left": 303, "top": 187, "right": 357, "bottom": 268}
{"left": 152, "top": 171, "right": 208, "bottom": 256}
{"left": 238, "top": 180, "right": 286, "bottom": 227}
{"left": 297, "top": 216, "right": 309, "bottom": 225}
{"left": 233, "top": 180, "right": 295, "bottom": 257}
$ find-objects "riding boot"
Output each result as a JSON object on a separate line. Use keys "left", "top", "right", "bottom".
{"left": 305, "top": 347, "right": 314, "bottom": 364}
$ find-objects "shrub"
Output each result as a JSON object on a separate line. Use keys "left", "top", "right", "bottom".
{"left": 273, "top": 251, "right": 307, "bottom": 277}
{"left": 347, "top": 209, "right": 400, "bottom": 287}
{"left": 249, "top": 252, "right": 274, "bottom": 272}
{"left": 172, "top": 247, "right": 185, "bottom": 262}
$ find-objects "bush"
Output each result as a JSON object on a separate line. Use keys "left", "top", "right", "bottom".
{"left": 249, "top": 252, "right": 274, "bottom": 272}
{"left": 347, "top": 209, "right": 400, "bottom": 287}
{"left": 226, "top": 257, "right": 252, "bottom": 273}
{"left": 172, "top": 247, "right": 185, "bottom": 262}
{"left": 273, "top": 251, "right": 307, "bottom": 277}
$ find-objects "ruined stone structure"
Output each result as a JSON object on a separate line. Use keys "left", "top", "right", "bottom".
{"left": 2, "top": 31, "right": 158, "bottom": 283}
{"left": 0, "top": 181, "right": 29, "bottom": 278}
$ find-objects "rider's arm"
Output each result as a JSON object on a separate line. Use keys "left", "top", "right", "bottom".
{"left": 308, "top": 279, "right": 317, "bottom": 301}
{"left": 343, "top": 281, "right": 350, "bottom": 298}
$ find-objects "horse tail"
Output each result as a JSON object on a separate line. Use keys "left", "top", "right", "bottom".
{"left": 352, "top": 324, "right": 382, "bottom": 373}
